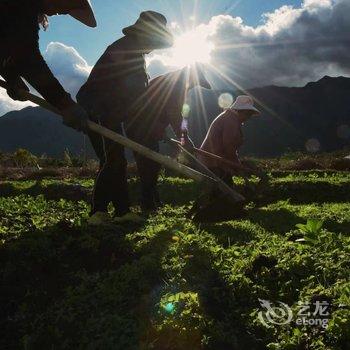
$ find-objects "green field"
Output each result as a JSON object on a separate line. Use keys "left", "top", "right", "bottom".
{"left": 1, "top": 171, "right": 349, "bottom": 349}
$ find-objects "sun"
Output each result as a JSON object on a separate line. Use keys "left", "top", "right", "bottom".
{"left": 169, "top": 29, "right": 214, "bottom": 67}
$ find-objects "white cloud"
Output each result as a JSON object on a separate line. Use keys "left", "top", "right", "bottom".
{"left": 0, "top": 89, "right": 34, "bottom": 116}
{"left": 44, "top": 42, "right": 92, "bottom": 98}
{"left": 148, "top": 0, "right": 350, "bottom": 88}
{"left": 0, "top": 42, "right": 91, "bottom": 116}
{"left": 2, "top": 0, "right": 350, "bottom": 115}
{"left": 259, "top": 5, "right": 302, "bottom": 35}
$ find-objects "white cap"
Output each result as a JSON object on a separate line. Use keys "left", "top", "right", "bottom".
{"left": 230, "top": 95, "right": 260, "bottom": 115}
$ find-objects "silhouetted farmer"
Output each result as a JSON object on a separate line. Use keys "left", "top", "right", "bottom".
{"left": 199, "top": 95, "right": 261, "bottom": 183}
{"left": 0, "top": 0, "right": 96, "bottom": 131}
{"left": 76, "top": 11, "right": 173, "bottom": 223}
{"left": 125, "top": 65, "right": 211, "bottom": 212}
{"left": 189, "top": 95, "right": 261, "bottom": 222}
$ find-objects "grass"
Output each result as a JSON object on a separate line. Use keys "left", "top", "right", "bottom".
{"left": 0, "top": 172, "right": 349, "bottom": 349}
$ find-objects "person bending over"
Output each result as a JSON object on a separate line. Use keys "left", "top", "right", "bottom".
{"left": 199, "top": 95, "right": 261, "bottom": 184}
{"left": 76, "top": 11, "right": 173, "bottom": 224}
{"left": 0, "top": 0, "right": 96, "bottom": 132}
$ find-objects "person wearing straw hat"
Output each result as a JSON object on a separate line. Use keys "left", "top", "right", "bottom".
{"left": 199, "top": 95, "right": 261, "bottom": 183}
{"left": 0, "top": 0, "right": 96, "bottom": 132}
{"left": 76, "top": 11, "right": 173, "bottom": 224}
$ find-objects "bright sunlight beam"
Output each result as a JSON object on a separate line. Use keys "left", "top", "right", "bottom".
{"left": 167, "top": 29, "right": 214, "bottom": 67}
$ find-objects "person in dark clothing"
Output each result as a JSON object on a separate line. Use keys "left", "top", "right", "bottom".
{"left": 0, "top": 0, "right": 96, "bottom": 131}
{"left": 125, "top": 65, "right": 211, "bottom": 212}
{"left": 76, "top": 11, "right": 173, "bottom": 224}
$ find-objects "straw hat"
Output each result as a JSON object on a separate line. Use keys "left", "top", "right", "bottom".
{"left": 122, "top": 11, "right": 174, "bottom": 48}
{"left": 45, "top": 0, "right": 97, "bottom": 27}
{"left": 69, "top": 0, "right": 96, "bottom": 27}
{"left": 230, "top": 95, "right": 260, "bottom": 115}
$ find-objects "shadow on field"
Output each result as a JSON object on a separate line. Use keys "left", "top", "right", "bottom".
{"left": 178, "top": 242, "right": 266, "bottom": 350}
{"left": 257, "top": 181, "right": 350, "bottom": 205}
{"left": 0, "top": 181, "right": 91, "bottom": 202}
{"left": 248, "top": 208, "right": 303, "bottom": 235}
{"left": 1, "top": 176, "right": 349, "bottom": 208}
{"left": 202, "top": 221, "right": 256, "bottom": 247}
{"left": 0, "top": 178, "right": 201, "bottom": 206}
{"left": 246, "top": 207, "right": 350, "bottom": 236}
{"left": 323, "top": 220, "right": 350, "bottom": 235}
{"left": 0, "top": 219, "right": 168, "bottom": 349}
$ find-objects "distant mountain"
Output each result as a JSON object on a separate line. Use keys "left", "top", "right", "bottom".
{"left": 0, "top": 76, "right": 349, "bottom": 158}
{"left": 0, "top": 107, "right": 95, "bottom": 158}
{"left": 188, "top": 76, "right": 350, "bottom": 156}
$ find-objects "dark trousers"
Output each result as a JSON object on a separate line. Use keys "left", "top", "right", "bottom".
{"left": 78, "top": 92, "right": 162, "bottom": 215}
{"left": 77, "top": 90, "right": 129, "bottom": 215}
{"left": 127, "top": 127, "right": 162, "bottom": 212}
{"left": 88, "top": 118, "right": 130, "bottom": 216}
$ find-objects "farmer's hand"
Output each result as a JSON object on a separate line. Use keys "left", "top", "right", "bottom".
{"left": 241, "top": 165, "right": 267, "bottom": 181}
{"left": 240, "top": 160, "right": 263, "bottom": 176}
{"left": 62, "top": 103, "right": 89, "bottom": 133}
{"left": 182, "top": 134, "right": 195, "bottom": 154}
{"left": 6, "top": 86, "right": 29, "bottom": 102}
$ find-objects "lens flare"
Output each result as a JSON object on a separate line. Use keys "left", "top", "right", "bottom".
{"left": 182, "top": 103, "right": 191, "bottom": 118}
{"left": 169, "top": 29, "right": 214, "bottom": 67}
{"left": 164, "top": 302, "right": 175, "bottom": 314}
{"left": 218, "top": 93, "right": 234, "bottom": 109}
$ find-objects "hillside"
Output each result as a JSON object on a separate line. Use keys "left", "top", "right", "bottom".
{"left": 0, "top": 107, "right": 95, "bottom": 158}
{"left": 189, "top": 76, "right": 350, "bottom": 156}
{"left": 0, "top": 76, "right": 349, "bottom": 157}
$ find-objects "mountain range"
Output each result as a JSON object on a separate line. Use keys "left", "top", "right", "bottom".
{"left": 0, "top": 76, "right": 349, "bottom": 158}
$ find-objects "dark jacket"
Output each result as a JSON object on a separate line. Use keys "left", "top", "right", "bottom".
{"left": 0, "top": 0, "right": 74, "bottom": 110}
{"left": 77, "top": 35, "right": 149, "bottom": 120}
{"left": 126, "top": 67, "right": 209, "bottom": 142}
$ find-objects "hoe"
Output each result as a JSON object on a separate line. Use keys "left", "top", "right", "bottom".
{"left": 0, "top": 79, "right": 249, "bottom": 222}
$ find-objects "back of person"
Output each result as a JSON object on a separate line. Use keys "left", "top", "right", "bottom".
{"left": 199, "top": 110, "right": 243, "bottom": 169}
{"left": 1, "top": 0, "right": 41, "bottom": 60}
{"left": 77, "top": 36, "right": 148, "bottom": 117}
{"left": 127, "top": 66, "right": 211, "bottom": 142}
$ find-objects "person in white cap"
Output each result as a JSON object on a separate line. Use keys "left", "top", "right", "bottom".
{"left": 0, "top": 0, "right": 96, "bottom": 132}
{"left": 198, "top": 95, "right": 261, "bottom": 184}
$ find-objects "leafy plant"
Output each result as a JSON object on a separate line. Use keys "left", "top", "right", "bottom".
{"left": 295, "top": 219, "right": 324, "bottom": 244}
{"left": 0, "top": 171, "right": 349, "bottom": 349}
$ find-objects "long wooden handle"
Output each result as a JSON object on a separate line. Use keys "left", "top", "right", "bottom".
{"left": 174, "top": 141, "right": 245, "bottom": 202}
{"left": 170, "top": 138, "right": 245, "bottom": 172}
{"left": 0, "top": 79, "right": 213, "bottom": 184}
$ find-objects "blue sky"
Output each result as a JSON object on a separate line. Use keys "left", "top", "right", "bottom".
{"left": 40, "top": 0, "right": 302, "bottom": 65}
{"left": 4, "top": 0, "right": 349, "bottom": 115}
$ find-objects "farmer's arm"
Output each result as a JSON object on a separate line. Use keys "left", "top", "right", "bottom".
{"left": 222, "top": 115, "right": 242, "bottom": 166}
{"left": 1, "top": 68, "right": 30, "bottom": 101}
{"left": 18, "top": 47, "right": 75, "bottom": 110}
{"left": 11, "top": 47, "right": 88, "bottom": 132}
{"left": 168, "top": 110, "right": 183, "bottom": 139}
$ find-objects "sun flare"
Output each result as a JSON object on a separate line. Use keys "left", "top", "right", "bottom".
{"left": 169, "top": 30, "right": 214, "bottom": 67}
